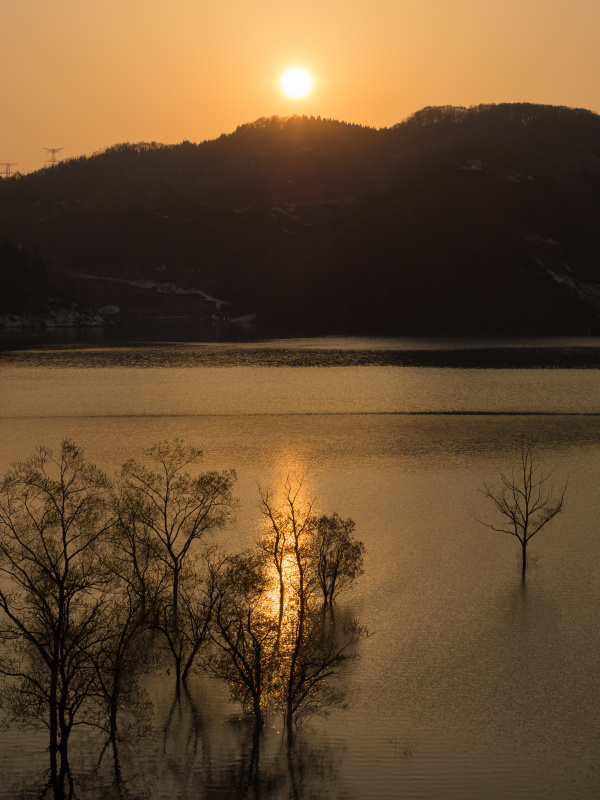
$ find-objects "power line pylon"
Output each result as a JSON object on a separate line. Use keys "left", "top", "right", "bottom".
{"left": 44, "top": 148, "right": 63, "bottom": 165}
{"left": 0, "top": 162, "right": 17, "bottom": 179}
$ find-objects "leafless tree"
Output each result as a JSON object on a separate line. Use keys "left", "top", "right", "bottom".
{"left": 117, "top": 439, "right": 236, "bottom": 683}
{"left": 480, "top": 438, "right": 567, "bottom": 580}
{"left": 209, "top": 552, "right": 278, "bottom": 728}
{"left": 86, "top": 578, "right": 154, "bottom": 744}
{"left": 177, "top": 550, "right": 223, "bottom": 683}
{"left": 258, "top": 478, "right": 313, "bottom": 644}
{"left": 0, "top": 440, "right": 114, "bottom": 778}
{"left": 110, "top": 487, "right": 167, "bottom": 622}
{"left": 257, "top": 479, "right": 367, "bottom": 736}
{"left": 311, "top": 513, "right": 365, "bottom": 605}
{"left": 210, "top": 480, "right": 367, "bottom": 735}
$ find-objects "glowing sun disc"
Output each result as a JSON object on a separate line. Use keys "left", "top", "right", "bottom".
{"left": 280, "top": 68, "right": 313, "bottom": 98}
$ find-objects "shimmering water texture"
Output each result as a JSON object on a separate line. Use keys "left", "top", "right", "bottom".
{"left": 3, "top": 335, "right": 600, "bottom": 369}
{"left": 0, "top": 337, "right": 599, "bottom": 799}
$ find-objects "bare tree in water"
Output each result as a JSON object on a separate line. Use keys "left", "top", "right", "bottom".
{"left": 480, "top": 438, "right": 567, "bottom": 580}
{"left": 209, "top": 551, "right": 278, "bottom": 729}
{"left": 311, "top": 513, "right": 365, "bottom": 605}
{"left": 258, "top": 479, "right": 316, "bottom": 645}
{"left": 217, "top": 479, "right": 368, "bottom": 737}
{"left": 117, "top": 439, "right": 236, "bottom": 683}
{"left": 273, "top": 482, "right": 365, "bottom": 737}
{"left": 86, "top": 575, "right": 154, "bottom": 746}
{"left": 0, "top": 440, "right": 114, "bottom": 781}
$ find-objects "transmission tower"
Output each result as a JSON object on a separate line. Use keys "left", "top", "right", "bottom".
{"left": 44, "top": 148, "right": 63, "bottom": 165}
{"left": 0, "top": 162, "right": 17, "bottom": 179}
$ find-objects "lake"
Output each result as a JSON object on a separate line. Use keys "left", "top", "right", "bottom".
{"left": 1, "top": 334, "right": 600, "bottom": 799}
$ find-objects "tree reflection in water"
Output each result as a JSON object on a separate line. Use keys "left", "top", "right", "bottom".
{"left": 7, "top": 733, "right": 154, "bottom": 800}
{"left": 157, "top": 681, "right": 352, "bottom": 800}
{"left": 150, "top": 677, "right": 353, "bottom": 800}
{"left": 6, "top": 635, "right": 356, "bottom": 800}
{"left": 1, "top": 461, "right": 364, "bottom": 799}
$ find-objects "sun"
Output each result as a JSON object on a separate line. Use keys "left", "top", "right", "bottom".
{"left": 280, "top": 68, "right": 314, "bottom": 99}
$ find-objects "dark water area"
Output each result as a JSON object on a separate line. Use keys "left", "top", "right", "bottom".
{"left": 1, "top": 336, "right": 600, "bottom": 799}
{"left": 6, "top": 344, "right": 600, "bottom": 369}
{"left": 3, "top": 328, "right": 600, "bottom": 369}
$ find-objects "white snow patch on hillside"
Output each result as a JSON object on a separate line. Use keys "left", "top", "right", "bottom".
{"left": 230, "top": 314, "right": 257, "bottom": 324}
{"left": 461, "top": 159, "right": 483, "bottom": 171}
{"left": 271, "top": 206, "right": 304, "bottom": 222}
{"left": 0, "top": 301, "right": 112, "bottom": 328}
{"left": 73, "top": 272, "right": 231, "bottom": 306}
{"left": 546, "top": 268, "right": 600, "bottom": 306}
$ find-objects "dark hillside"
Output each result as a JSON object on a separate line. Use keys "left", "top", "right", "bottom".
{"left": 1, "top": 104, "right": 600, "bottom": 333}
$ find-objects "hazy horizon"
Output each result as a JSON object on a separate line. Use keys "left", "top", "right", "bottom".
{"left": 3, "top": 0, "right": 600, "bottom": 175}
{"left": 8, "top": 100, "right": 600, "bottom": 179}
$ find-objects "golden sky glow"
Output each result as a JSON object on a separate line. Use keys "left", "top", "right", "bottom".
{"left": 3, "top": 0, "right": 600, "bottom": 173}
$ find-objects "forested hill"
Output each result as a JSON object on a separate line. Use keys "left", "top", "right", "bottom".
{"left": 2, "top": 102, "right": 600, "bottom": 334}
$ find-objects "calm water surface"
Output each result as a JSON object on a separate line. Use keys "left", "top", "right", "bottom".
{"left": 1, "top": 336, "right": 600, "bottom": 799}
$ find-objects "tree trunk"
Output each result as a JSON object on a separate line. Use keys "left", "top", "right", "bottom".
{"left": 57, "top": 690, "right": 71, "bottom": 774}
{"left": 49, "top": 668, "right": 59, "bottom": 779}
{"left": 49, "top": 743, "right": 59, "bottom": 788}
{"left": 182, "top": 641, "right": 201, "bottom": 684}
{"left": 111, "top": 738, "right": 123, "bottom": 791}
{"left": 109, "top": 688, "right": 119, "bottom": 742}
{"left": 51, "top": 760, "right": 70, "bottom": 800}
{"left": 276, "top": 572, "right": 285, "bottom": 646}
{"left": 58, "top": 726, "right": 70, "bottom": 775}
{"left": 521, "top": 541, "right": 527, "bottom": 582}
{"left": 285, "top": 701, "right": 294, "bottom": 739}
{"left": 172, "top": 562, "right": 183, "bottom": 683}
{"left": 253, "top": 693, "right": 264, "bottom": 729}
{"left": 173, "top": 563, "right": 179, "bottom": 628}
{"left": 249, "top": 725, "right": 261, "bottom": 786}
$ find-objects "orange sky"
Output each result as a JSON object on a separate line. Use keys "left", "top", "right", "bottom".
{"left": 3, "top": 0, "right": 600, "bottom": 174}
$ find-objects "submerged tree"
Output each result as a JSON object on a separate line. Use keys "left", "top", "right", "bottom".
{"left": 0, "top": 440, "right": 114, "bottom": 778}
{"left": 311, "top": 513, "right": 365, "bottom": 605}
{"left": 480, "top": 438, "right": 567, "bottom": 580}
{"left": 259, "top": 479, "right": 315, "bottom": 644}
{"left": 117, "top": 439, "right": 236, "bottom": 683}
{"left": 0, "top": 438, "right": 367, "bottom": 768}
{"left": 266, "top": 483, "right": 365, "bottom": 736}
{"left": 110, "top": 485, "right": 166, "bottom": 621}
{"left": 214, "top": 479, "right": 368, "bottom": 736}
{"left": 209, "top": 552, "right": 278, "bottom": 728}
{"left": 279, "top": 608, "right": 365, "bottom": 736}
{"left": 87, "top": 577, "right": 154, "bottom": 744}
{"left": 177, "top": 550, "right": 223, "bottom": 684}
